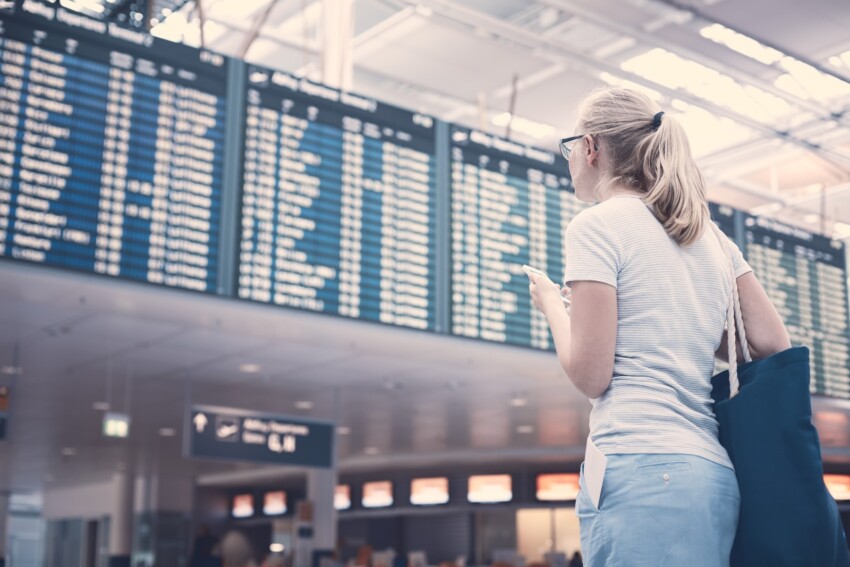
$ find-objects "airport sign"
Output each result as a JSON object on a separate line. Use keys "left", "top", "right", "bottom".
{"left": 186, "top": 405, "right": 334, "bottom": 468}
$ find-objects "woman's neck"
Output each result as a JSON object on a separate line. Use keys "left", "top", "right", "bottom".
{"left": 601, "top": 188, "right": 644, "bottom": 202}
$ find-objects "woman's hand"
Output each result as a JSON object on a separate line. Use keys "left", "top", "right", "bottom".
{"left": 528, "top": 272, "right": 571, "bottom": 316}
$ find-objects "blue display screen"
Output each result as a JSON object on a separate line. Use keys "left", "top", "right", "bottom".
{"left": 0, "top": 4, "right": 227, "bottom": 292}
{"left": 449, "top": 126, "right": 588, "bottom": 350}
{"left": 743, "top": 214, "right": 850, "bottom": 398}
{"left": 237, "top": 66, "right": 439, "bottom": 330}
{"left": 709, "top": 201, "right": 736, "bottom": 239}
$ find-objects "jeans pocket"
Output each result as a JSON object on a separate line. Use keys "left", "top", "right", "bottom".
{"left": 577, "top": 461, "right": 600, "bottom": 515}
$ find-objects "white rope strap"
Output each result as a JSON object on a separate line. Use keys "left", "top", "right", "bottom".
{"left": 710, "top": 223, "right": 752, "bottom": 398}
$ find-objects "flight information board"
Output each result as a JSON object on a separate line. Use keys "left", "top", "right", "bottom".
{"left": 0, "top": 3, "right": 227, "bottom": 291}
{"left": 237, "top": 67, "right": 438, "bottom": 330}
{"left": 449, "top": 126, "right": 588, "bottom": 349}
{"left": 709, "top": 201, "right": 736, "bottom": 239}
{"left": 743, "top": 215, "right": 850, "bottom": 398}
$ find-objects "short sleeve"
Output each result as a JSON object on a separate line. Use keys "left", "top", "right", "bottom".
{"left": 723, "top": 234, "right": 752, "bottom": 278}
{"left": 563, "top": 210, "right": 621, "bottom": 289}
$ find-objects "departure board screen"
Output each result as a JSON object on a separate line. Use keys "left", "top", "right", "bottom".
{"left": 238, "top": 67, "right": 438, "bottom": 330}
{"left": 450, "top": 126, "right": 588, "bottom": 349}
{"left": 709, "top": 201, "right": 736, "bottom": 239}
{"left": 743, "top": 215, "right": 850, "bottom": 398}
{"left": 0, "top": 3, "right": 227, "bottom": 291}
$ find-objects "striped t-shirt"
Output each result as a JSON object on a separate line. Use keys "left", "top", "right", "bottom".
{"left": 563, "top": 195, "right": 751, "bottom": 469}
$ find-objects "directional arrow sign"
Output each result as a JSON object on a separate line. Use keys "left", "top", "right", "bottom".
{"left": 194, "top": 412, "right": 208, "bottom": 434}
{"left": 185, "top": 405, "right": 334, "bottom": 468}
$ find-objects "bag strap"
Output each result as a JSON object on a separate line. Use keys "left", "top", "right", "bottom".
{"left": 709, "top": 222, "right": 752, "bottom": 397}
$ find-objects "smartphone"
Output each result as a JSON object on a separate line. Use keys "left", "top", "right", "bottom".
{"left": 522, "top": 264, "right": 548, "bottom": 279}
{"left": 522, "top": 265, "right": 571, "bottom": 305}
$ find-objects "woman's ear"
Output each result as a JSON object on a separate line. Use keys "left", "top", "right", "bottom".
{"left": 585, "top": 134, "right": 600, "bottom": 167}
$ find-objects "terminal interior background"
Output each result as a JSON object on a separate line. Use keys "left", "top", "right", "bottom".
{"left": 2, "top": 0, "right": 850, "bottom": 565}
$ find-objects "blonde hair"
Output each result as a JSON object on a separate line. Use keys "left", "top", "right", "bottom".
{"left": 575, "top": 87, "right": 709, "bottom": 247}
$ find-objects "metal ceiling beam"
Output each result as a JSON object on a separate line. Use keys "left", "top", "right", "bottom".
{"left": 239, "top": 0, "right": 282, "bottom": 58}
{"left": 536, "top": 0, "right": 850, "bottom": 132}
{"left": 392, "top": 0, "right": 850, "bottom": 170}
{"left": 656, "top": 0, "right": 850, "bottom": 85}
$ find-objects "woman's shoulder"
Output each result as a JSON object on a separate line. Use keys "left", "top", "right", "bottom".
{"left": 571, "top": 198, "right": 644, "bottom": 230}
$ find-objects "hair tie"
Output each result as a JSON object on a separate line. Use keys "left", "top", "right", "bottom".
{"left": 652, "top": 111, "right": 665, "bottom": 131}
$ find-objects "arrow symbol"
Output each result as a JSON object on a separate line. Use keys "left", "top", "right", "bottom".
{"left": 194, "top": 413, "right": 208, "bottom": 434}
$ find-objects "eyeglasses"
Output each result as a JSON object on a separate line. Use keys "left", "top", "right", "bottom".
{"left": 559, "top": 135, "right": 584, "bottom": 160}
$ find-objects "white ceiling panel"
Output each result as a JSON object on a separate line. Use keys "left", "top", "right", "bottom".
{"left": 161, "top": 328, "right": 272, "bottom": 355}
{"left": 355, "top": 24, "right": 555, "bottom": 101}
{"left": 64, "top": 314, "right": 184, "bottom": 346}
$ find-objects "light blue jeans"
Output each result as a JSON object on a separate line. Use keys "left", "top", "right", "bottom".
{"left": 576, "top": 453, "right": 740, "bottom": 566}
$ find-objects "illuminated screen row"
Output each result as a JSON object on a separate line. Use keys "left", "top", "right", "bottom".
{"left": 3, "top": 2, "right": 850, "bottom": 398}
{"left": 230, "top": 474, "right": 583, "bottom": 517}
{"left": 233, "top": 472, "right": 850, "bottom": 518}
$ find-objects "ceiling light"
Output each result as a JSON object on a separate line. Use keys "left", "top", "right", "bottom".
{"left": 621, "top": 48, "right": 792, "bottom": 123}
{"left": 270, "top": 543, "right": 285, "bottom": 553}
{"left": 159, "top": 428, "right": 176, "bottom": 437}
{"left": 93, "top": 401, "right": 110, "bottom": 411}
{"left": 239, "top": 363, "right": 262, "bottom": 374}
{"left": 337, "top": 426, "right": 351, "bottom": 435}
{"left": 294, "top": 401, "right": 313, "bottom": 410}
{"left": 699, "top": 23, "right": 783, "bottom": 65}
{"left": 517, "top": 425, "right": 535, "bottom": 434}
{"left": 365, "top": 447, "right": 379, "bottom": 455}
{"left": 510, "top": 397, "right": 527, "bottom": 407}
{"left": 773, "top": 74, "right": 811, "bottom": 100}
{"left": 778, "top": 57, "right": 850, "bottom": 101}
{"left": 751, "top": 202, "right": 783, "bottom": 215}
{"left": 834, "top": 222, "right": 850, "bottom": 239}
{"left": 61, "top": 447, "right": 77, "bottom": 457}
{"left": 490, "top": 112, "right": 555, "bottom": 139}
{"left": 382, "top": 379, "right": 402, "bottom": 391}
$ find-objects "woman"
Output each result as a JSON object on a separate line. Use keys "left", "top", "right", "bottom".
{"left": 528, "top": 87, "right": 790, "bottom": 566}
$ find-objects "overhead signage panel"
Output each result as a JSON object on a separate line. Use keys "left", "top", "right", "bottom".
{"left": 186, "top": 404, "right": 334, "bottom": 468}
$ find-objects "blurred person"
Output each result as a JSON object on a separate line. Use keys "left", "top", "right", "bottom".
{"left": 568, "top": 552, "right": 582, "bottom": 567}
{"left": 262, "top": 554, "right": 285, "bottom": 567}
{"left": 527, "top": 87, "right": 790, "bottom": 566}
{"left": 191, "top": 525, "right": 220, "bottom": 567}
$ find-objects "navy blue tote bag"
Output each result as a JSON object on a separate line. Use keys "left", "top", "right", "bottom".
{"left": 709, "top": 224, "right": 850, "bottom": 566}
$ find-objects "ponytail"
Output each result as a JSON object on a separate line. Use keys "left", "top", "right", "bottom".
{"left": 575, "top": 88, "right": 710, "bottom": 246}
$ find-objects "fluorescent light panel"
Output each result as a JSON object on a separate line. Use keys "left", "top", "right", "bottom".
{"left": 699, "top": 23, "right": 783, "bottom": 65}
{"left": 621, "top": 48, "right": 792, "bottom": 124}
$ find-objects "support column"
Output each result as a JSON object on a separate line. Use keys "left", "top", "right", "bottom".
{"left": 295, "top": 469, "right": 337, "bottom": 567}
{"left": 309, "top": 468, "right": 337, "bottom": 560}
{"left": 321, "top": 0, "right": 354, "bottom": 90}
{"left": 0, "top": 493, "right": 8, "bottom": 567}
{"left": 108, "top": 471, "right": 133, "bottom": 567}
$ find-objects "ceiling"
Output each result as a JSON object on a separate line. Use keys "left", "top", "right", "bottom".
{"left": 0, "top": 262, "right": 591, "bottom": 493}
{"left": 136, "top": 0, "right": 850, "bottom": 236}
